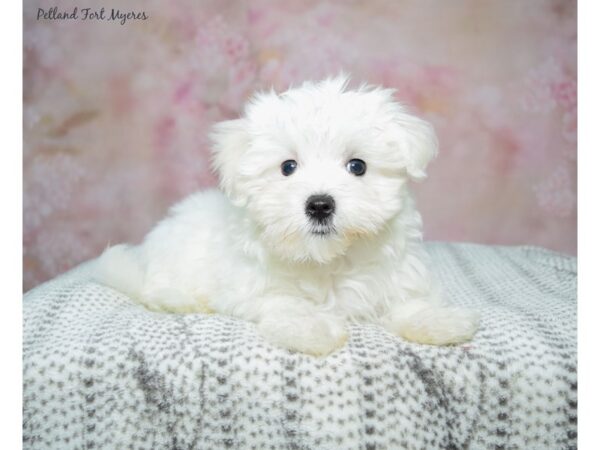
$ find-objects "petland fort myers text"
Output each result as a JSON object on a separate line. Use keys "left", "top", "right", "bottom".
{"left": 37, "top": 7, "right": 148, "bottom": 25}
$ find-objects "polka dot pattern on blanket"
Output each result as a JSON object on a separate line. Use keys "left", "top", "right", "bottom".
{"left": 23, "top": 243, "right": 577, "bottom": 449}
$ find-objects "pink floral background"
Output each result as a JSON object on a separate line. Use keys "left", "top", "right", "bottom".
{"left": 23, "top": 0, "right": 577, "bottom": 291}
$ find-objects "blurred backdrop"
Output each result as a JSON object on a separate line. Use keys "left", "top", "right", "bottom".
{"left": 23, "top": 0, "right": 577, "bottom": 291}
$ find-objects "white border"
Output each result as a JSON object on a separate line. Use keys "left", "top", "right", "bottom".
{"left": 579, "top": 0, "right": 597, "bottom": 448}
{"left": 0, "top": 0, "right": 23, "bottom": 448}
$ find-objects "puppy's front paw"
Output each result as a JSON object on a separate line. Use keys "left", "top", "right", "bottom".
{"left": 258, "top": 313, "right": 347, "bottom": 356}
{"left": 388, "top": 304, "right": 480, "bottom": 345}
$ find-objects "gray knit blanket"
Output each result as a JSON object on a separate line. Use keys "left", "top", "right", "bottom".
{"left": 23, "top": 243, "right": 577, "bottom": 449}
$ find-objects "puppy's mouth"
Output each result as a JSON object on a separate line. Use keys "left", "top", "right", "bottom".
{"left": 309, "top": 223, "right": 336, "bottom": 237}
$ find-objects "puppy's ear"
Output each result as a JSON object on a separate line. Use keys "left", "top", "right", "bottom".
{"left": 391, "top": 111, "right": 439, "bottom": 181}
{"left": 210, "top": 119, "right": 250, "bottom": 202}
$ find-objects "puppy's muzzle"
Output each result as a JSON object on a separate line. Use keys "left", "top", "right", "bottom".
{"left": 305, "top": 194, "right": 335, "bottom": 223}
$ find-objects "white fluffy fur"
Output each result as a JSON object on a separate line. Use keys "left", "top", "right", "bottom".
{"left": 95, "top": 76, "right": 479, "bottom": 355}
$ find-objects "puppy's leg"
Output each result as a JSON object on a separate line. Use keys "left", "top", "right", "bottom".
{"left": 384, "top": 246, "right": 479, "bottom": 345}
{"left": 95, "top": 245, "right": 211, "bottom": 313}
{"left": 384, "top": 298, "right": 479, "bottom": 345}
{"left": 139, "top": 287, "right": 213, "bottom": 314}
{"left": 248, "top": 296, "right": 347, "bottom": 356}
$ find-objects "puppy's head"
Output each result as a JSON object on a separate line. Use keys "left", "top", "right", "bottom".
{"left": 211, "top": 76, "right": 438, "bottom": 263}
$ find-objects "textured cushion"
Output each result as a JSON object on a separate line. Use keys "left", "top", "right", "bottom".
{"left": 23, "top": 243, "right": 577, "bottom": 449}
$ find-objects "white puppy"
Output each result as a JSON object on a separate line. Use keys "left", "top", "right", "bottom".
{"left": 95, "top": 76, "right": 479, "bottom": 356}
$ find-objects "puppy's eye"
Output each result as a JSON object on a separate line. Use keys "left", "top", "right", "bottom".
{"left": 346, "top": 159, "right": 367, "bottom": 176}
{"left": 281, "top": 159, "right": 298, "bottom": 176}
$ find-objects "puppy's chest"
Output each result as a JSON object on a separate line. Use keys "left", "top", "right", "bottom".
{"left": 271, "top": 261, "right": 394, "bottom": 309}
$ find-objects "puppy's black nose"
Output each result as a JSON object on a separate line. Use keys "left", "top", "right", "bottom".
{"left": 306, "top": 194, "right": 336, "bottom": 221}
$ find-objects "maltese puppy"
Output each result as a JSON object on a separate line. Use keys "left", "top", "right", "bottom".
{"left": 95, "top": 76, "right": 479, "bottom": 356}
